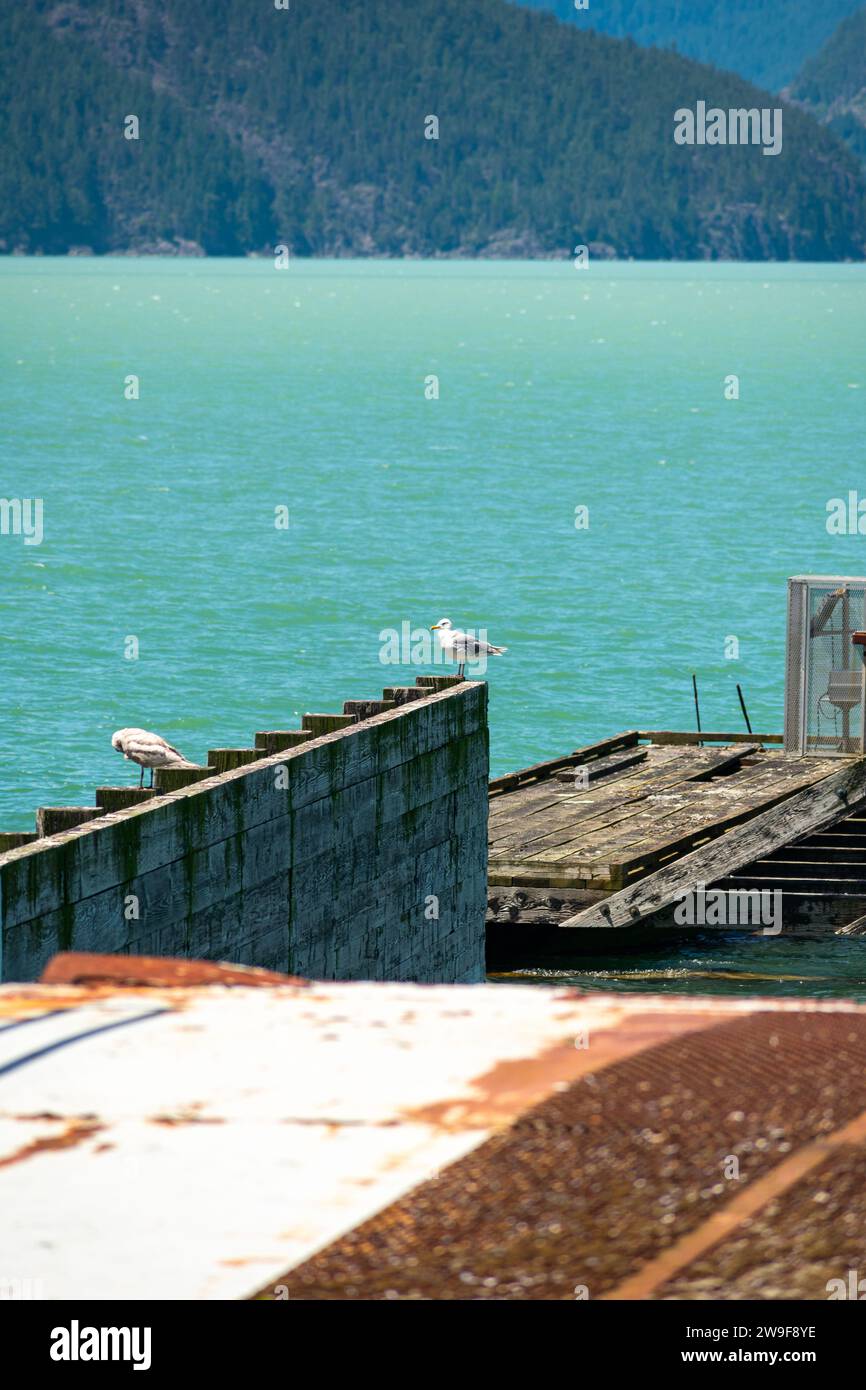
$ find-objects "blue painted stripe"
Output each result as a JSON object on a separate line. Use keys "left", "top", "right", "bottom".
{"left": 0, "top": 1008, "right": 169, "bottom": 1080}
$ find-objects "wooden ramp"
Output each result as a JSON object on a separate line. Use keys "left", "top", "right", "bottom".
{"left": 488, "top": 732, "right": 866, "bottom": 941}
{"left": 561, "top": 757, "right": 866, "bottom": 933}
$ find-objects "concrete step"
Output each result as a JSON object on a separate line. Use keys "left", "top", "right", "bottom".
{"left": 382, "top": 687, "right": 426, "bottom": 706}
{"left": 207, "top": 749, "right": 263, "bottom": 774}
{"left": 415, "top": 675, "right": 465, "bottom": 690}
{"left": 95, "top": 788, "right": 156, "bottom": 813}
{"left": 36, "top": 807, "right": 102, "bottom": 839}
{"left": 255, "top": 731, "right": 313, "bottom": 755}
{"left": 153, "top": 766, "right": 215, "bottom": 793}
{"left": 0, "top": 832, "right": 38, "bottom": 855}
{"left": 301, "top": 714, "right": 355, "bottom": 736}
{"left": 342, "top": 699, "right": 396, "bottom": 720}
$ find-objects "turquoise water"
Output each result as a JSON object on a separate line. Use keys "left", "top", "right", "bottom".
{"left": 3, "top": 258, "right": 866, "bottom": 994}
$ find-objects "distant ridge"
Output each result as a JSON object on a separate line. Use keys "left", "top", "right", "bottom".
{"left": 517, "top": 0, "right": 866, "bottom": 92}
{"left": 785, "top": 7, "right": 866, "bottom": 166}
{"left": 1, "top": 0, "right": 864, "bottom": 260}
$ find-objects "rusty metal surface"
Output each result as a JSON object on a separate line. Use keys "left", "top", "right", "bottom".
{"left": 0, "top": 979, "right": 661, "bottom": 1299}
{"left": 3, "top": 973, "right": 866, "bottom": 1301}
{"left": 40, "top": 951, "right": 305, "bottom": 990}
{"left": 655, "top": 1141, "right": 866, "bottom": 1301}
{"left": 649, "top": 1124, "right": 866, "bottom": 1301}
{"left": 261, "top": 1008, "right": 866, "bottom": 1300}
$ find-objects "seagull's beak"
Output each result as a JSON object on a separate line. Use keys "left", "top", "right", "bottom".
{"left": 430, "top": 623, "right": 440, "bottom": 631}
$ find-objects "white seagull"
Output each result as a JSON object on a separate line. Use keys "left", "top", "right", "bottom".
{"left": 430, "top": 618, "right": 508, "bottom": 679}
{"left": 111, "top": 727, "right": 199, "bottom": 789}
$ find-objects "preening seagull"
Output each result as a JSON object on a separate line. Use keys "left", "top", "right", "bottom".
{"left": 430, "top": 618, "right": 508, "bottom": 679}
{"left": 111, "top": 727, "right": 199, "bottom": 789}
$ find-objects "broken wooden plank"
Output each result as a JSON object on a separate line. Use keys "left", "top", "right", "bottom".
{"left": 550, "top": 742, "right": 757, "bottom": 789}
{"left": 686, "top": 745, "right": 761, "bottom": 781}
{"left": 639, "top": 731, "right": 783, "bottom": 746}
{"left": 486, "top": 884, "right": 607, "bottom": 926}
{"left": 488, "top": 732, "right": 640, "bottom": 796}
{"left": 489, "top": 746, "right": 768, "bottom": 859}
{"left": 836, "top": 911, "right": 866, "bottom": 937}
{"left": 559, "top": 757, "right": 866, "bottom": 929}
{"left": 552, "top": 749, "right": 648, "bottom": 784}
{"left": 500, "top": 758, "right": 835, "bottom": 871}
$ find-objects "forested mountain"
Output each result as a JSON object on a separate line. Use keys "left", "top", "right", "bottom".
{"left": 1, "top": 0, "right": 865, "bottom": 261}
{"left": 785, "top": 7, "right": 866, "bottom": 165}
{"left": 518, "top": 0, "right": 865, "bottom": 92}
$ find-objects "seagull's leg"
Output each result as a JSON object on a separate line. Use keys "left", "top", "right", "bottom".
{"left": 150, "top": 768, "right": 155, "bottom": 790}
{"left": 458, "top": 661, "right": 465, "bottom": 680}
{"left": 139, "top": 766, "right": 144, "bottom": 790}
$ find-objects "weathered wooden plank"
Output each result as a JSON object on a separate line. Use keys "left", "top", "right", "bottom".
{"left": 686, "top": 745, "right": 761, "bottom": 780}
{"left": 488, "top": 746, "right": 757, "bottom": 855}
{"left": 552, "top": 749, "right": 648, "bottom": 784}
{"left": 486, "top": 862, "right": 610, "bottom": 889}
{"left": 560, "top": 758, "right": 866, "bottom": 929}
{"left": 836, "top": 911, "right": 866, "bottom": 937}
{"left": 255, "top": 731, "right": 313, "bottom": 754}
{"left": 487, "top": 884, "right": 607, "bottom": 925}
{"left": 639, "top": 731, "right": 783, "bottom": 746}
{"left": 208, "top": 749, "right": 264, "bottom": 773}
{"left": 95, "top": 788, "right": 157, "bottom": 813}
{"left": 36, "top": 808, "right": 102, "bottom": 838}
{"left": 511, "top": 760, "right": 834, "bottom": 867}
{"left": 606, "top": 769, "right": 844, "bottom": 888}
{"left": 488, "top": 732, "right": 640, "bottom": 796}
{"left": 0, "top": 833, "right": 37, "bottom": 854}
{"left": 488, "top": 745, "right": 841, "bottom": 907}
{"left": 302, "top": 713, "right": 356, "bottom": 735}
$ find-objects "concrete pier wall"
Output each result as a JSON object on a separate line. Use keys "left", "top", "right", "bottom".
{"left": 0, "top": 681, "right": 488, "bottom": 984}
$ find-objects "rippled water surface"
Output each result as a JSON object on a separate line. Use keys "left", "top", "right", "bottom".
{"left": 3, "top": 258, "right": 865, "bottom": 995}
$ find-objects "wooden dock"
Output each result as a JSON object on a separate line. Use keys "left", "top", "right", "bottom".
{"left": 487, "top": 731, "right": 866, "bottom": 956}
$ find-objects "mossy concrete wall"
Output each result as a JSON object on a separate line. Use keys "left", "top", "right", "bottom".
{"left": 0, "top": 683, "right": 488, "bottom": 984}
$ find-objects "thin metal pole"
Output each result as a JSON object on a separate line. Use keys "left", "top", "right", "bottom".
{"left": 737, "top": 683, "right": 753, "bottom": 735}
{"left": 692, "top": 673, "right": 702, "bottom": 747}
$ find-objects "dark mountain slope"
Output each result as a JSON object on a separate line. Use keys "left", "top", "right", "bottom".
{"left": 0, "top": 4, "right": 272, "bottom": 254}
{"left": 518, "top": 0, "right": 865, "bottom": 92}
{"left": 785, "top": 7, "right": 866, "bottom": 166}
{"left": 1, "top": 0, "right": 864, "bottom": 260}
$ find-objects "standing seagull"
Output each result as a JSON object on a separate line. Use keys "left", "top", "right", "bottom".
{"left": 430, "top": 619, "right": 508, "bottom": 679}
{"left": 111, "top": 727, "right": 199, "bottom": 789}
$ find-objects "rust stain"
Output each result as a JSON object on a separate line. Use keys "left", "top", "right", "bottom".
{"left": 220, "top": 1257, "right": 278, "bottom": 1268}
{"left": 40, "top": 951, "right": 308, "bottom": 990}
{"left": 403, "top": 1009, "right": 725, "bottom": 1132}
{"left": 0, "top": 1118, "right": 104, "bottom": 1170}
{"left": 0, "top": 955, "right": 314, "bottom": 1023}
{"left": 0, "top": 994, "right": 85, "bottom": 1018}
{"left": 149, "top": 1113, "right": 226, "bottom": 1126}
{"left": 602, "top": 1107, "right": 866, "bottom": 1300}
{"left": 253, "top": 1009, "right": 866, "bottom": 1301}
{"left": 0, "top": 983, "right": 183, "bottom": 1014}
